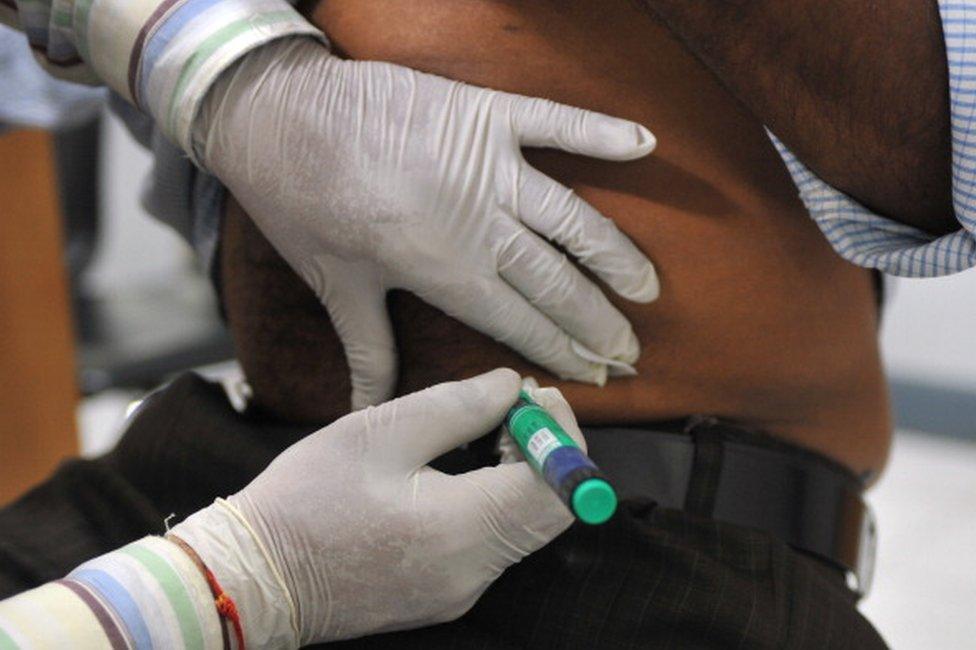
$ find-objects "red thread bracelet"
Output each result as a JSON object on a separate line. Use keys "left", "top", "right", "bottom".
{"left": 168, "top": 534, "right": 246, "bottom": 650}
{"left": 202, "top": 564, "right": 246, "bottom": 650}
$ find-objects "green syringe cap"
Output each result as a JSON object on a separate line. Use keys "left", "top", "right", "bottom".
{"left": 572, "top": 478, "right": 618, "bottom": 525}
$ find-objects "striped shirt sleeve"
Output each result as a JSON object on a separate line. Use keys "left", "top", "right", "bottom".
{"left": 0, "top": 537, "right": 224, "bottom": 650}
{"left": 0, "top": 0, "right": 324, "bottom": 156}
{"left": 768, "top": 0, "right": 976, "bottom": 277}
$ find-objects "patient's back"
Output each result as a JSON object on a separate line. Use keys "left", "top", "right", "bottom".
{"left": 221, "top": 0, "right": 890, "bottom": 476}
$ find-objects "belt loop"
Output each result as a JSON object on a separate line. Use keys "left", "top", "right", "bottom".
{"left": 683, "top": 417, "right": 725, "bottom": 517}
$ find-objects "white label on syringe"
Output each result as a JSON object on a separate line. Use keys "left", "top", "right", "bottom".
{"left": 527, "top": 427, "right": 562, "bottom": 467}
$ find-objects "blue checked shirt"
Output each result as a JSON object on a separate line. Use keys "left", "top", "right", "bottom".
{"left": 771, "top": 1, "right": 976, "bottom": 277}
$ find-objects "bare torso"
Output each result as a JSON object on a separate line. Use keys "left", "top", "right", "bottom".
{"left": 223, "top": 0, "right": 890, "bottom": 476}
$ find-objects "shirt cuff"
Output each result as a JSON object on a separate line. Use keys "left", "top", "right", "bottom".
{"left": 63, "top": 537, "right": 225, "bottom": 650}
{"left": 0, "top": 582, "right": 113, "bottom": 648}
{"left": 84, "top": 0, "right": 325, "bottom": 157}
{"left": 0, "top": 1, "right": 101, "bottom": 85}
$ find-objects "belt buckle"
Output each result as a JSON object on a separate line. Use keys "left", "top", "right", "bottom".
{"left": 849, "top": 503, "right": 877, "bottom": 597}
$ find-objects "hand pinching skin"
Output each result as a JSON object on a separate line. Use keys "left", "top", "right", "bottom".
{"left": 173, "top": 369, "right": 588, "bottom": 646}
{"left": 196, "top": 38, "right": 660, "bottom": 409}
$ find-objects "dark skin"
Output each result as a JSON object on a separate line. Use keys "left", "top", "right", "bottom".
{"left": 636, "top": 0, "right": 955, "bottom": 235}
{"left": 225, "top": 0, "right": 891, "bottom": 475}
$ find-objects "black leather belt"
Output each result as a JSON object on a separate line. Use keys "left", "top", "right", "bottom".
{"left": 580, "top": 424, "right": 877, "bottom": 596}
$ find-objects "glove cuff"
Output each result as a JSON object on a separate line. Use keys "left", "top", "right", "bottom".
{"left": 171, "top": 498, "right": 300, "bottom": 650}
{"left": 189, "top": 34, "right": 335, "bottom": 173}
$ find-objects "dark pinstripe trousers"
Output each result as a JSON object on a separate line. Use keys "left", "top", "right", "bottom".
{"left": 0, "top": 374, "right": 887, "bottom": 649}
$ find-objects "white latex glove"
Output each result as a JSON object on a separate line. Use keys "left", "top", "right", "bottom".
{"left": 172, "top": 369, "right": 583, "bottom": 647}
{"left": 195, "top": 37, "right": 660, "bottom": 409}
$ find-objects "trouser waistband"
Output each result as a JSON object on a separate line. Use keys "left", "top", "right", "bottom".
{"left": 578, "top": 417, "right": 876, "bottom": 597}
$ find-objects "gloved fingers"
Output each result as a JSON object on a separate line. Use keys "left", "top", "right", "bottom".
{"left": 430, "top": 277, "right": 607, "bottom": 385}
{"left": 368, "top": 368, "right": 522, "bottom": 470}
{"left": 521, "top": 384, "right": 587, "bottom": 453}
{"left": 516, "top": 163, "right": 659, "bottom": 303}
{"left": 496, "top": 428, "right": 523, "bottom": 464}
{"left": 456, "top": 384, "right": 586, "bottom": 556}
{"left": 508, "top": 93, "right": 656, "bottom": 162}
{"left": 495, "top": 225, "right": 639, "bottom": 363}
{"left": 497, "top": 382, "right": 587, "bottom": 462}
{"left": 311, "top": 261, "right": 398, "bottom": 410}
{"left": 458, "top": 462, "right": 575, "bottom": 559}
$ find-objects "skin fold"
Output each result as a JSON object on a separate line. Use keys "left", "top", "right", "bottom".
{"left": 637, "top": 0, "right": 954, "bottom": 235}
{"left": 221, "top": 0, "right": 891, "bottom": 477}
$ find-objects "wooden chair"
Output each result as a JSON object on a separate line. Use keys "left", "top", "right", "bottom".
{"left": 0, "top": 128, "right": 79, "bottom": 505}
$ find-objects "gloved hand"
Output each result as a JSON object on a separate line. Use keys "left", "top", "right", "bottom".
{"left": 172, "top": 369, "right": 584, "bottom": 647}
{"left": 194, "top": 37, "right": 659, "bottom": 409}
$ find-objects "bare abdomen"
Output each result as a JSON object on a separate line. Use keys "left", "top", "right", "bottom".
{"left": 288, "top": 0, "right": 892, "bottom": 474}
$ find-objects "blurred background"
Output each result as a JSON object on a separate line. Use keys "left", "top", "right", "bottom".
{"left": 1, "top": 23, "right": 974, "bottom": 648}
